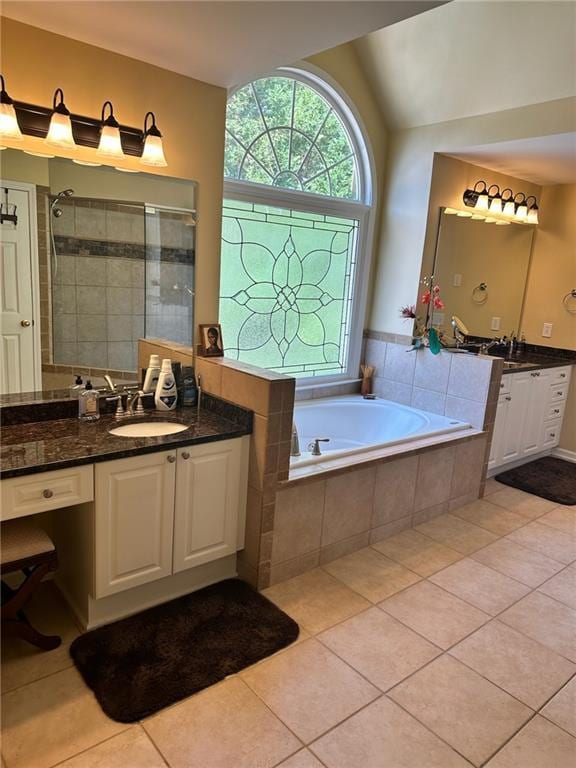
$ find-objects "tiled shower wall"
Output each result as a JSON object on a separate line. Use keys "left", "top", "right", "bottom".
{"left": 49, "top": 198, "right": 193, "bottom": 374}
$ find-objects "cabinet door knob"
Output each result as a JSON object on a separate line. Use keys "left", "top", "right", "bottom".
{"left": 557, "top": 391, "right": 563, "bottom": 396}
{"left": 550, "top": 433, "right": 556, "bottom": 438}
{"left": 500, "top": 383, "right": 504, "bottom": 388}
{"left": 42, "top": 489, "right": 54, "bottom": 499}
{"left": 182, "top": 451, "right": 190, "bottom": 460}
{"left": 554, "top": 409, "right": 560, "bottom": 414}
{"left": 560, "top": 373, "right": 566, "bottom": 378}
{"left": 505, "top": 396, "right": 512, "bottom": 401}
{"left": 167, "top": 455, "right": 176, "bottom": 463}
{"left": 20, "top": 320, "right": 31, "bottom": 327}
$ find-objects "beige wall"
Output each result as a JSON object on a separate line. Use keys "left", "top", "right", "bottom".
{"left": 521, "top": 184, "right": 576, "bottom": 351}
{"left": 366, "top": 97, "right": 576, "bottom": 336}
{"left": 0, "top": 17, "right": 226, "bottom": 330}
{"left": 307, "top": 44, "right": 387, "bottom": 326}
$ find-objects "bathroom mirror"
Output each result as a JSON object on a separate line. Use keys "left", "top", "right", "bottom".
{"left": 0, "top": 149, "right": 196, "bottom": 393}
{"left": 431, "top": 207, "right": 534, "bottom": 340}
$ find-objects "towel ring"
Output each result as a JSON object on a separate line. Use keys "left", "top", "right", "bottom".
{"left": 563, "top": 289, "right": 576, "bottom": 314}
{"left": 472, "top": 282, "right": 488, "bottom": 304}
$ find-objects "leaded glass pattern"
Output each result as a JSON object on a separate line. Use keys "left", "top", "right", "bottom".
{"left": 219, "top": 200, "right": 358, "bottom": 376}
{"left": 225, "top": 76, "right": 359, "bottom": 200}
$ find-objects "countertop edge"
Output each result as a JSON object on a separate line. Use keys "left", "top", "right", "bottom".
{"left": 0, "top": 425, "right": 252, "bottom": 480}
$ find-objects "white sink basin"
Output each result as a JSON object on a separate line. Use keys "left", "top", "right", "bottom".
{"left": 109, "top": 422, "right": 189, "bottom": 438}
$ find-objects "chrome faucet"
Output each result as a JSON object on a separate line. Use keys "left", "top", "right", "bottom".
{"left": 308, "top": 437, "right": 330, "bottom": 456}
{"left": 103, "top": 374, "right": 116, "bottom": 392}
{"left": 291, "top": 423, "right": 301, "bottom": 457}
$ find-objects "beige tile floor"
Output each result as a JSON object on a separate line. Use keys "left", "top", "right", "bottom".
{"left": 2, "top": 482, "right": 576, "bottom": 767}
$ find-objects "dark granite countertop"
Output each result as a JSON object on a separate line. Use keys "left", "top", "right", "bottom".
{"left": 500, "top": 354, "right": 575, "bottom": 375}
{"left": 0, "top": 400, "right": 252, "bottom": 479}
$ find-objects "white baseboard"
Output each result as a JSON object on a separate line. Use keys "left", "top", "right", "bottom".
{"left": 552, "top": 447, "right": 576, "bottom": 464}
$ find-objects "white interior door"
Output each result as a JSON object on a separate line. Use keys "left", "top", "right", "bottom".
{"left": 0, "top": 183, "right": 40, "bottom": 394}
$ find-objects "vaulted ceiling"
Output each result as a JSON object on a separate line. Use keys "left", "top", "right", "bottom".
{"left": 354, "top": 0, "right": 576, "bottom": 130}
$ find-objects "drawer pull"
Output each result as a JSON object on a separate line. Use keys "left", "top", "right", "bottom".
{"left": 554, "top": 409, "right": 560, "bottom": 414}
{"left": 167, "top": 455, "right": 176, "bottom": 463}
{"left": 560, "top": 373, "right": 566, "bottom": 378}
{"left": 557, "top": 391, "right": 563, "bottom": 396}
{"left": 500, "top": 383, "right": 504, "bottom": 388}
{"left": 550, "top": 433, "right": 556, "bottom": 438}
{"left": 42, "top": 489, "right": 54, "bottom": 499}
{"left": 181, "top": 452, "right": 190, "bottom": 460}
{"left": 505, "top": 396, "right": 512, "bottom": 401}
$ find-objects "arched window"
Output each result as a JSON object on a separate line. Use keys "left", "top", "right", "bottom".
{"left": 219, "top": 67, "right": 374, "bottom": 383}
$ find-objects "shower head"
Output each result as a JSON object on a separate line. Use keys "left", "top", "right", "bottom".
{"left": 51, "top": 188, "right": 74, "bottom": 217}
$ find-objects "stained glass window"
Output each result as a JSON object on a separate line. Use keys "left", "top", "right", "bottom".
{"left": 220, "top": 70, "right": 371, "bottom": 381}
{"left": 220, "top": 200, "right": 358, "bottom": 376}
{"left": 225, "top": 76, "right": 359, "bottom": 200}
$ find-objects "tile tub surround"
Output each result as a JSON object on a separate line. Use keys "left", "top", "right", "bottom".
{"left": 270, "top": 433, "right": 488, "bottom": 585}
{"left": 364, "top": 337, "right": 503, "bottom": 433}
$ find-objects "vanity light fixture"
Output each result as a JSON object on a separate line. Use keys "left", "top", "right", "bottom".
{"left": 488, "top": 185, "right": 502, "bottom": 215}
{"left": 463, "top": 181, "right": 538, "bottom": 225}
{"left": 502, "top": 188, "right": 515, "bottom": 217}
{"left": 140, "top": 112, "right": 168, "bottom": 167}
{"left": 514, "top": 193, "right": 528, "bottom": 221}
{"left": 46, "top": 89, "right": 76, "bottom": 149}
{"left": 0, "top": 75, "right": 23, "bottom": 141}
{"left": 526, "top": 196, "right": 539, "bottom": 224}
{"left": 97, "top": 101, "right": 125, "bottom": 160}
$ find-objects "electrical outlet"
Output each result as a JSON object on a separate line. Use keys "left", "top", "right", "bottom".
{"left": 453, "top": 273, "right": 462, "bottom": 287}
{"left": 491, "top": 317, "right": 501, "bottom": 331}
{"left": 542, "top": 323, "right": 553, "bottom": 338}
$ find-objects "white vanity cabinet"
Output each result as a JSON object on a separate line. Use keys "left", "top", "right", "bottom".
{"left": 94, "top": 438, "right": 248, "bottom": 598}
{"left": 489, "top": 365, "right": 572, "bottom": 472}
{"left": 94, "top": 450, "right": 176, "bottom": 597}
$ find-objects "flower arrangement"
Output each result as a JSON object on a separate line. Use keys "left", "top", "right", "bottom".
{"left": 400, "top": 279, "right": 444, "bottom": 354}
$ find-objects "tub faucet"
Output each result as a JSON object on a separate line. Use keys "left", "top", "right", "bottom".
{"left": 308, "top": 438, "right": 330, "bottom": 456}
{"left": 291, "top": 423, "right": 301, "bottom": 457}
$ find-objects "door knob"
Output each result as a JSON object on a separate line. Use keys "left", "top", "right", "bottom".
{"left": 42, "top": 489, "right": 54, "bottom": 499}
{"left": 181, "top": 452, "right": 190, "bottom": 460}
{"left": 167, "top": 455, "right": 176, "bottom": 463}
{"left": 20, "top": 320, "right": 31, "bottom": 327}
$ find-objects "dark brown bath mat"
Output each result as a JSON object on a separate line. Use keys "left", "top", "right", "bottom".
{"left": 495, "top": 456, "right": 576, "bottom": 505}
{"left": 70, "top": 579, "right": 299, "bottom": 722}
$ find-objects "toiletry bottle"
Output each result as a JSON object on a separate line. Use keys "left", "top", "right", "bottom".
{"left": 78, "top": 380, "right": 100, "bottom": 421}
{"left": 155, "top": 359, "right": 178, "bottom": 411}
{"left": 69, "top": 375, "right": 83, "bottom": 398}
{"left": 182, "top": 366, "right": 198, "bottom": 407}
{"left": 142, "top": 354, "right": 162, "bottom": 393}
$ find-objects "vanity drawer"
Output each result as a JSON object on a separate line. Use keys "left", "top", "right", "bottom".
{"left": 1, "top": 465, "right": 94, "bottom": 521}
{"left": 549, "top": 383, "right": 569, "bottom": 402}
{"left": 550, "top": 367, "right": 571, "bottom": 385}
{"left": 541, "top": 421, "right": 562, "bottom": 449}
{"left": 545, "top": 402, "right": 565, "bottom": 422}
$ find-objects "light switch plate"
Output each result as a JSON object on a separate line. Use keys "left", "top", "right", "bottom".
{"left": 453, "top": 273, "right": 462, "bottom": 287}
{"left": 491, "top": 317, "right": 501, "bottom": 331}
{"left": 542, "top": 323, "right": 553, "bottom": 338}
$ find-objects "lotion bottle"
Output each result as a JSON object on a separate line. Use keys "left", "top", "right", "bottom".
{"left": 154, "top": 359, "right": 178, "bottom": 411}
{"left": 142, "top": 354, "right": 162, "bottom": 393}
{"left": 78, "top": 380, "right": 100, "bottom": 421}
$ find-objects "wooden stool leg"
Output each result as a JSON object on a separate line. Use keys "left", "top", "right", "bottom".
{"left": 1, "top": 556, "right": 62, "bottom": 651}
{"left": 2, "top": 617, "right": 62, "bottom": 651}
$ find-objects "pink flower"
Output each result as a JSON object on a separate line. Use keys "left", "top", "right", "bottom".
{"left": 399, "top": 304, "right": 416, "bottom": 319}
{"left": 421, "top": 290, "right": 431, "bottom": 305}
{"left": 433, "top": 297, "right": 445, "bottom": 310}
{"left": 433, "top": 284, "right": 441, "bottom": 294}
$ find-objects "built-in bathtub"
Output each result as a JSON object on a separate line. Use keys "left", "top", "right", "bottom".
{"left": 292, "top": 395, "right": 471, "bottom": 468}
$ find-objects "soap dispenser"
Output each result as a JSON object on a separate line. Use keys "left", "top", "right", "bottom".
{"left": 154, "top": 359, "right": 178, "bottom": 411}
{"left": 78, "top": 380, "right": 100, "bottom": 421}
